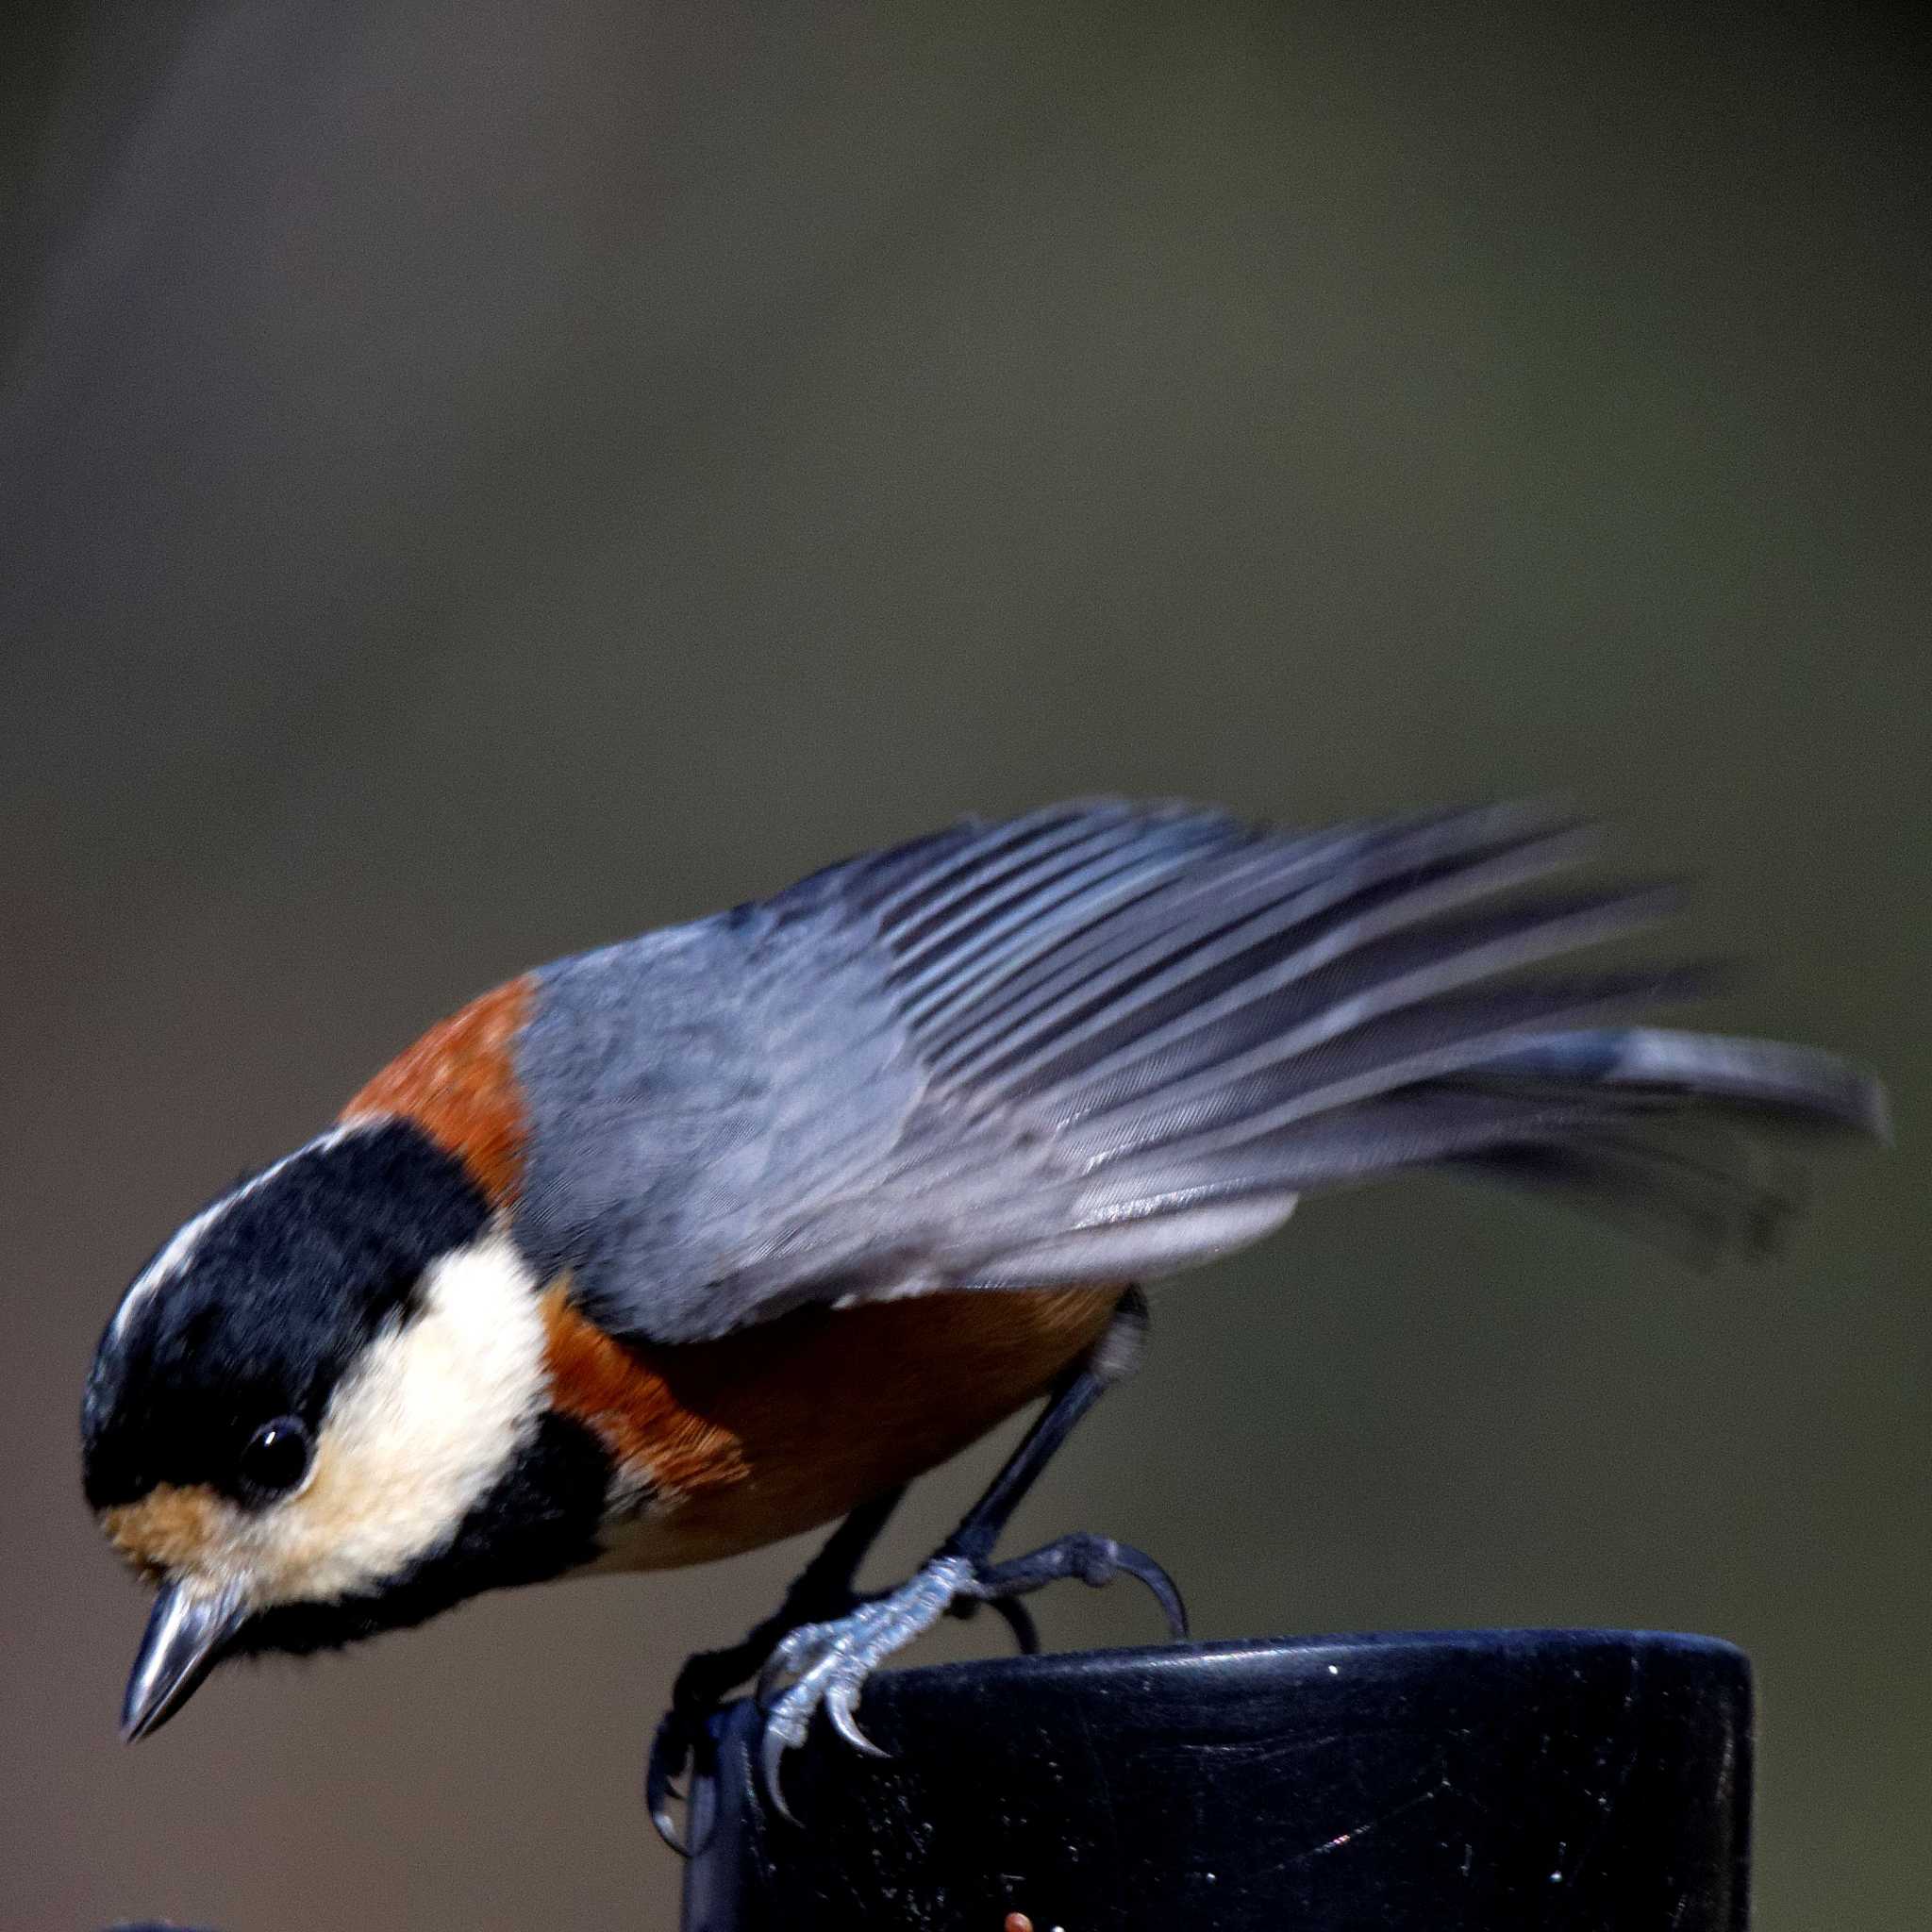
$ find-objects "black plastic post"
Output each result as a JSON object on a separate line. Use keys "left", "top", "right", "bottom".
{"left": 682, "top": 1629, "right": 1752, "bottom": 1930}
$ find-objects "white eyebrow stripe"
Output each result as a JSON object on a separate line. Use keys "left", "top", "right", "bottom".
{"left": 109, "top": 1123, "right": 373, "bottom": 1340}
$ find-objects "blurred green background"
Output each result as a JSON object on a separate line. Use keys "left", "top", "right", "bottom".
{"left": 2, "top": 4, "right": 1924, "bottom": 1928}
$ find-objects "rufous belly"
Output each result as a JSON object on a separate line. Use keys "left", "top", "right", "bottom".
{"left": 543, "top": 1285, "right": 1121, "bottom": 1570}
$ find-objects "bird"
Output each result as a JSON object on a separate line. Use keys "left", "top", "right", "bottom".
{"left": 82, "top": 799, "right": 1885, "bottom": 1840}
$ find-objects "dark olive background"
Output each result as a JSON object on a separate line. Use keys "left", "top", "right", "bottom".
{"left": 2, "top": 6, "right": 1924, "bottom": 1929}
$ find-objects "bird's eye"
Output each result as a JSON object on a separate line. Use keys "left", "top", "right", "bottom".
{"left": 239, "top": 1416, "right": 312, "bottom": 1500}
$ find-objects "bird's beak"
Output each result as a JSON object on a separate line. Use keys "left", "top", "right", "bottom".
{"left": 122, "top": 1579, "right": 247, "bottom": 1740}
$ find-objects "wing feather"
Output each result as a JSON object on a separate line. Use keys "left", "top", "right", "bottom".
{"left": 515, "top": 801, "right": 1884, "bottom": 1342}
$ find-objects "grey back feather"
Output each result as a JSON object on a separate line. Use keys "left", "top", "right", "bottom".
{"left": 510, "top": 801, "right": 1885, "bottom": 1343}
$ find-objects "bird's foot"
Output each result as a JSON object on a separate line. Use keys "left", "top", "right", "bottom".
{"left": 649, "top": 1634, "right": 796, "bottom": 1852}
{"left": 969, "top": 1531, "right": 1189, "bottom": 1631}
{"left": 650, "top": 1583, "right": 885, "bottom": 1853}
{"left": 646, "top": 1572, "right": 1041, "bottom": 1849}
{"left": 755, "top": 1533, "right": 1186, "bottom": 1819}
{"left": 753, "top": 1555, "right": 971, "bottom": 1817}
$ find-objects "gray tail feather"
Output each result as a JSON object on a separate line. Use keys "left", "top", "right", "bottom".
{"left": 833, "top": 800, "right": 1886, "bottom": 1286}
{"left": 1446, "top": 1027, "right": 1887, "bottom": 1261}
{"left": 1074, "top": 1025, "right": 1886, "bottom": 1271}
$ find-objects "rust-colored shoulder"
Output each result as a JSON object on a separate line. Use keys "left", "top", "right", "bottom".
{"left": 341, "top": 974, "right": 537, "bottom": 1208}
{"left": 541, "top": 1284, "right": 749, "bottom": 1504}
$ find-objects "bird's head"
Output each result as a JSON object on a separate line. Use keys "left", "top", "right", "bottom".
{"left": 81, "top": 1119, "right": 609, "bottom": 1738}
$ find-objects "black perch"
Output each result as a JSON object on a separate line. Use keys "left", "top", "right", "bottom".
{"left": 683, "top": 1629, "right": 1752, "bottom": 1931}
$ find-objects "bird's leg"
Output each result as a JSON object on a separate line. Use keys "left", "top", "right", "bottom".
{"left": 647, "top": 1484, "right": 905, "bottom": 1850}
{"left": 755, "top": 1287, "right": 1185, "bottom": 1818}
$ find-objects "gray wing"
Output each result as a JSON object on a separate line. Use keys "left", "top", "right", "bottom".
{"left": 511, "top": 800, "right": 1886, "bottom": 1344}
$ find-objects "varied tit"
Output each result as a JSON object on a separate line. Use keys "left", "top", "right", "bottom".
{"left": 83, "top": 801, "right": 1885, "bottom": 1831}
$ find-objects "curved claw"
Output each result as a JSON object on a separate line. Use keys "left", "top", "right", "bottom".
{"left": 646, "top": 1705, "right": 714, "bottom": 1856}
{"left": 758, "top": 1690, "right": 811, "bottom": 1823}
{"left": 647, "top": 1784, "right": 688, "bottom": 1855}
{"left": 758, "top": 1644, "right": 889, "bottom": 1816}
{"left": 1107, "top": 1541, "right": 1190, "bottom": 1640}
{"left": 751, "top": 1556, "right": 972, "bottom": 1820}
{"left": 645, "top": 1711, "right": 686, "bottom": 1850}
{"left": 825, "top": 1677, "right": 888, "bottom": 1757}
{"left": 987, "top": 1591, "right": 1042, "bottom": 1655}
